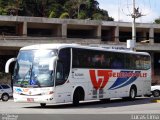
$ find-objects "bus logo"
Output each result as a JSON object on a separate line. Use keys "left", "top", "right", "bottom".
{"left": 89, "top": 70, "right": 112, "bottom": 90}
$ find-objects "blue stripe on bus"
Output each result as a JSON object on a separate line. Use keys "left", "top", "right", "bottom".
{"left": 109, "top": 71, "right": 132, "bottom": 90}
{"left": 109, "top": 71, "right": 141, "bottom": 90}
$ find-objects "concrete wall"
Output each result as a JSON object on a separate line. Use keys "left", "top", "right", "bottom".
{"left": 0, "top": 15, "right": 160, "bottom": 84}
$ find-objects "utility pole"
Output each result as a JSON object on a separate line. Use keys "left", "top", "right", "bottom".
{"left": 130, "top": 0, "right": 143, "bottom": 50}
{"left": 132, "top": 0, "right": 136, "bottom": 43}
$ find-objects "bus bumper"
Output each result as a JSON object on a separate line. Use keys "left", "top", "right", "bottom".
{"left": 13, "top": 94, "right": 56, "bottom": 104}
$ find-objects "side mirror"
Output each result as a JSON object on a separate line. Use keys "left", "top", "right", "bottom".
{"left": 49, "top": 56, "right": 58, "bottom": 71}
{"left": 5, "top": 58, "right": 17, "bottom": 73}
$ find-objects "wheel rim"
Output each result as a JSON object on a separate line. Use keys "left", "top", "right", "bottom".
{"left": 130, "top": 89, "right": 135, "bottom": 98}
{"left": 2, "top": 95, "right": 9, "bottom": 101}
{"left": 154, "top": 91, "right": 160, "bottom": 97}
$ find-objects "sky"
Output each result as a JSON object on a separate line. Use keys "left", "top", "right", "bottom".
{"left": 98, "top": 0, "right": 159, "bottom": 23}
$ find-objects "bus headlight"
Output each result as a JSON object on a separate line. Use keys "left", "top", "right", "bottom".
{"left": 49, "top": 91, "right": 54, "bottom": 94}
{"left": 42, "top": 91, "right": 54, "bottom": 95}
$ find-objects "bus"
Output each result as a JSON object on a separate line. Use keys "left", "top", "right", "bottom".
{"left": 5, "top": 44, "right": 151, "bottom": 107}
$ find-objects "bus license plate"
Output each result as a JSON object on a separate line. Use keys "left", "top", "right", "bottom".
{"left": 27, "top": 98, "right": 34, "bottom": 102}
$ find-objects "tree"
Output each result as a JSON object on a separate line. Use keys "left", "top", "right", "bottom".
{"left": 97, "top": 9, "right": 114, "bottom": 21}
{"left": 48, "top": 3, "right": 64, "bottom": 18}
{"left": 20, "top": 0, "right": 55, "bottom": 17}
{"left": 87, "top": 0, "right": 99, "bottom": 18}
{"left": 65, "top": 0, "right": 87, "bottom": 19}
{"left": 76, "top": 0, "right": 87, "bottom": 18}
{"left": 92, "top": 13, "right": 103, "bottom": 20}
{"left": 48, "top": 11, "right": 56, "bottom": 18}
{"left": 0, "top": 1, "right": 7, "bottom": 15}
{"left": 78, "top": 11, "right": 87, "bottom": 19}
{"left": 0, "top": 0, "right": 114, "bottom": 21}
{"left": 0, "top": 0, "right": 21, "bottom": 15}
{"left": 154, "top": 17, "right": 160, "bottom": 24}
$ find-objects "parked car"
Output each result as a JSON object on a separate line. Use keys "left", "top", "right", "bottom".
{"left": 0, "top": 84, "right": 13, "bottom": 101}
{"left": 151, "top": 85, "right": 160, "bottom": 97}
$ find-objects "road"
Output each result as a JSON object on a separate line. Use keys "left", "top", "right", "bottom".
{"left": 0, "top": 97, "right": 160, "bottom": 114}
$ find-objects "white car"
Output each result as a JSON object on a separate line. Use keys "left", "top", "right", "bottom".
{"left": 151, "top": 85, "right": 160, "bottom": 97}
{"left": 0, "top": 84, "right": 13, "bottom": 101}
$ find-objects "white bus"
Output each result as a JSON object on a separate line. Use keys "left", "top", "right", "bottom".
{"left": 5, "top": 44, "right": 151, "bottom": 107}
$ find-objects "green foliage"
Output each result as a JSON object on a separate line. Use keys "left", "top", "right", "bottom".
{"left": 60, "top": 12, "right": 69, "bottom": 19}
{"left": 49, "top": 11, "right": 56, "bottom": 18}
{"left": 92, "top": 13, "right": 103, "bottom": 20}
{"left": 0, "top": 8, "right": 7, "bottom": 15}
{"left": 78, "top": 11, "right": 87, "bottom": 19}
{"left": 0, "top": 0, "right": 114, "bottom": 21}
{"left": 154, "top": 18, "right": 160, "bottom": 24}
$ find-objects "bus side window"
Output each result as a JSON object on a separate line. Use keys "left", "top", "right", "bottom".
{"left": 56, "top": 61, "right": 64, "bottom": 85}
{"left": 111, "top": 53, "right": 124, "bottom": 69}
{"left": 58, "top": 48, "right": 71, "bottom": 80}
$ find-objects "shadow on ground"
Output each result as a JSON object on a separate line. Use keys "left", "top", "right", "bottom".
{"left": 23, "top": 97, "right": 158, "bottom": 109}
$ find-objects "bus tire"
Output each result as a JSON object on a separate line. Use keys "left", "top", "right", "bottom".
{"left": 73, "top": 87, "right": 84, "bottom": 106}
{"left": 100, "top": 98, "right": 110, "bottom": 103}
{"left": 129, "top": 86, "right": 137, "bottom": 100}
{"left": 40, "top": 103, "right": 46, "bottom": 107}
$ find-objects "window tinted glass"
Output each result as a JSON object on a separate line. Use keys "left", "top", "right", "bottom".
{"left": 56, "top": 61, "right": 64, "bottom": 85}
{"left": 72, "top": 48, "right": 150, "bottom": 70}
{"left": 1, "top": 85, "right": 10, "bottom": 89}
{"left": 56, "top": 48, "right": 71, "bottom": 86}
{"left": 58, "top": 48, "right": 71, "bottom": 80}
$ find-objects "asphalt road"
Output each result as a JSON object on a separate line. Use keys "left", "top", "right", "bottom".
{"left": 0, "top": 97, "right": 159, "bottom": 114}
{"left": 0, "top": 97, "right": 160, "bottom": 120}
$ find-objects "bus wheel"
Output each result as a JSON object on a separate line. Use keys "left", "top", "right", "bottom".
{"left": 100, "top": 98, "right": 110, "bottom": 103}
{"left": 73, "top": 90, "right": 80, "bottom": 106}
{"left": 129, "top": 86, "right": 137, "bottom": 100}
{"left": 40, "top": 103, "right": 46, "bottom": 107}
{"left": 73, "top": 88, "right": 84, "bottom": 106}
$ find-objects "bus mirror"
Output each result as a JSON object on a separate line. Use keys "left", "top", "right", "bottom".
{"left": 49, "top": 56, "right": 58, "bottom": 71}
{"left": 5, "top": 58, "right": 17, "bottom": 73}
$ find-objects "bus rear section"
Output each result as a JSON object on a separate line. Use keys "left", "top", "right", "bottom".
{"left": 71, "top": 48, "right": 151, "bottom": 102}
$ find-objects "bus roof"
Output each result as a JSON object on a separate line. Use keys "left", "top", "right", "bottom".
{"left": 20, "top": 43, "right": 150, "bottom": 56}
{"left": 20, "top": 44, "right": 79, "bottom": 50}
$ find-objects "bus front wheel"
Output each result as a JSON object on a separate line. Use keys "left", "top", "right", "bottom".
{"left": 73, "top": 88, "right": 84, "bottom": 106}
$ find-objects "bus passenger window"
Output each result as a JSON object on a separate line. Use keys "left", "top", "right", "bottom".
{"left": 56, "top": 61, "right": 64, "bottom": 85}
{"left": 111, "top": 57, "right": 124, "bottom": 69}
{"left": 58, "top": 48, "right": 71, "bottom": 80}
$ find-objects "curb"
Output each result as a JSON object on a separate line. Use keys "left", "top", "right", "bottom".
{"left": 151, "top": 99, "right": 160, "bottom": 103}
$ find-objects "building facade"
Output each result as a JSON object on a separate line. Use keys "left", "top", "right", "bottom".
{"left": 0, "top": 15, "right": 160, "bottom": 84}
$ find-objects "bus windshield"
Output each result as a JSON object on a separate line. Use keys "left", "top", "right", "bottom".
{"left": 13, "top": 49, "right": 57, "bottom": 87}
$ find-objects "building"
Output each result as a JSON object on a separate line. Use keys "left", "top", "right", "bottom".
{"left": 0, "top": 15, "right": 160, "bottom": 84}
